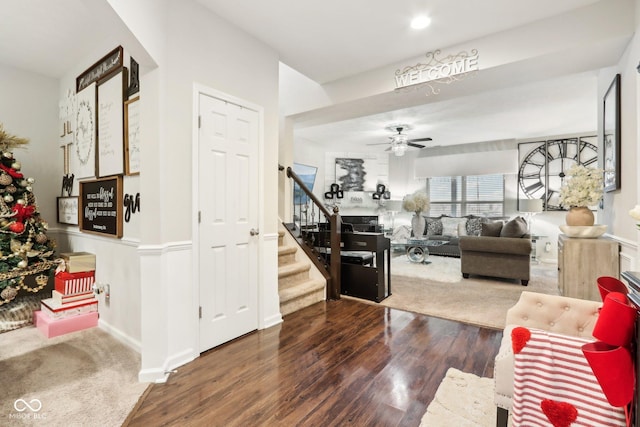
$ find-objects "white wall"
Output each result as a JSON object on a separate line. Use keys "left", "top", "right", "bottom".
{"left": 597, "top": 0, "right": 640, "bottom": 269}
{"left": 0, "top": 64, "right": 60, "bottom": 228}
{"left": 1, "top": 0, "right": 284, "bottom": 383}
{"left": 53, "top": 41, "right": 144, "bottom": 349}
{"left": 117, "top": 0, "right": 280, "bottom": 381}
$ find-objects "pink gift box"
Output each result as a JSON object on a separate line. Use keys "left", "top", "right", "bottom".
{"left": 33, "top": 310, "right": 98, "bottom": 338}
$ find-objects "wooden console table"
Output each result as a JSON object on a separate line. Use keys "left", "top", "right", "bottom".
{"left": 557, "top": 234, "right": 619, "bottom": 301}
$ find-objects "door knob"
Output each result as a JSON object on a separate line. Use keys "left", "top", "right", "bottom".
{"left": 250, "top": 228, "right": 260, "bottom": 236}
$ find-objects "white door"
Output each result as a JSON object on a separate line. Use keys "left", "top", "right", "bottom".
{"left": 198, "top": 92, "right": 259, "bottom": 352}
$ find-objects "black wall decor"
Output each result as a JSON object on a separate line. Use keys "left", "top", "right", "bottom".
{"left": 79, "top": 176, "right": 123, "bottom": 238}
{"left": 128, "top": 56, "right": 140, "bottom": 97}
{"left": 517, "top": 136, "right": 598, "bottom": 211}
{"left": 123, "top": 192, "right": 140, "bottom": 223}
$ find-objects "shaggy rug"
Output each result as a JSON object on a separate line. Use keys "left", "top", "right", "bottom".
{"left": 0, "top": 326, "right": 148, "bottom": 426}
{"left": 420, "top": 368, "right": 496, "bottom": 427}
{"left": 384, "top": 255, "right": 559, "bottom": 330}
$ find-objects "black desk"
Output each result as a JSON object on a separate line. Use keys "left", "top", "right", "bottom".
{"left": 311, "top": 231, "right": 391, "bottom": 302}
{"left": 339, "top": 232, "right": 391, "bottom": 302}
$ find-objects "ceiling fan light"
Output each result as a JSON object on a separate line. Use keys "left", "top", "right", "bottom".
{"left": 393, "top": 144, "right": 406, "bottom": 156}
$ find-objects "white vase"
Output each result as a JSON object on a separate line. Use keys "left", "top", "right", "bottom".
{"left": 411, "top": 213, "right": 425, "bottom": 237}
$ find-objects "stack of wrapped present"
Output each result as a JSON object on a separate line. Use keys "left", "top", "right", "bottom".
{"left": 34, "top": 252, "right": 98, "bottom": 337}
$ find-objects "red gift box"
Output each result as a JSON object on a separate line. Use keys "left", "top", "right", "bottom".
{"left": 54, "top": 271, "right": 95, "bottom": 295}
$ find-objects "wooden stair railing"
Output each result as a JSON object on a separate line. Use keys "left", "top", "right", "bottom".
{"left": 285, "top": 166, "right": 341, "bottom": 300}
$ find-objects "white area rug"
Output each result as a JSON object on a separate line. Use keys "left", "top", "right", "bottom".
{"left": 391, "top": 254, "right": 462, "bottom": 283}
{"left": 420, "top": 368, "right": 495, "bottom": 427}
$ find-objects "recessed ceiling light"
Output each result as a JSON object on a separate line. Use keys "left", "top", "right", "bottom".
{"left": 411, "top": 15, "right": 431, "bottom": 30}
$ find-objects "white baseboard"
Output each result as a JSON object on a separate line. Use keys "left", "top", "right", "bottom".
{"left": 98, "top": 319, "right": 142, "bottom": 353}
{"left": 262, "top": 313, "right": 283, "bottom": 329}
{"left": 138, "top": 368, "right": 170, "bottom": 384}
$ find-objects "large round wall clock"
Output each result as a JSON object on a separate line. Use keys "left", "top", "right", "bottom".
{"left": 518, "top": 138, "right": 598, "bottom": 210}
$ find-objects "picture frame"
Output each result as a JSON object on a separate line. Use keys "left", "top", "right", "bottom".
{"left": 97, "top": 68, "right": 127, "bottom": 177}
{"left": 603, "top": 73, "right": 621, "bottom": 192}
{"left": 73, "top": 82, "right": 97, "bottom": 179}
{"left": 76, "top": 46, "right": 124, "bottom": 92}
{"left": 79, "top": 176, "right": 123, "bottom": 238}
{"left": 292, "top": 162, "right": 317, "bottom": 204}
{"left": 57, "top": 196, "right": 79, "bottom": 225}
{"left": 124, "top": 96, "right": 140, "bottom": 175}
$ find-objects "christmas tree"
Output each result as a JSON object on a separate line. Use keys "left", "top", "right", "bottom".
{"left": 0, "top": 124, "right": 57, "bottom": 306}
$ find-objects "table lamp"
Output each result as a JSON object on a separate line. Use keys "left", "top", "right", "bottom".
{"left": 519, "top": 198, "right": 543, "bottom": 232}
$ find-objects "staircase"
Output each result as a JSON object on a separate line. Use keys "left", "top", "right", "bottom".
{"left": 278, "top": 229, "right": 325, "bottom": 316}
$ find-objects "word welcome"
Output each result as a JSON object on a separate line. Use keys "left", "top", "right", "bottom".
{"left": 395, "top": 54, "right": 479, "bottom": 89}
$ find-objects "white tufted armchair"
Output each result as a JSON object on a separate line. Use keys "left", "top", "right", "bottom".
{"left": 494, "top": 291, "right": 602, "bottom": 426}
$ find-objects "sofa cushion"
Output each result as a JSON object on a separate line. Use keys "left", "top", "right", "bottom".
{"left": 425, "top": 217, "right": 443, "bottom": 236}
{"left": 500, "top": 216, "right": 528, "bottom": 238}
{"left": 481, "top": 221, "right": 503, "bottom": 237}
{"left": 441, "top": 217, "right": 466, "bottom": 236}
{"left": 459, "top": 236, "right": 532, "bottom": 255}
{"left": 465, "top": 216, "right": 484, "bottom": 236}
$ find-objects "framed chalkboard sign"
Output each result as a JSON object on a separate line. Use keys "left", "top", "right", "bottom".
{"left": 79, "top": 176, "right": 123, "bottom": 238}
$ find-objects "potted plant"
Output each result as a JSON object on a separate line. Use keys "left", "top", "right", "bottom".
{"left": 559, "top": 165, "right": 604, "bottom": 226}
{"left": 402, "top": 190, "right": 430, "bottom": 237}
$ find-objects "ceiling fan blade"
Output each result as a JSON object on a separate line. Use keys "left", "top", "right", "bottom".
{"left": 385, "top": 147, "right": 392, "bottom": 151}
{"left": 407, "top": 142, "right": 426, "bottom": 149}
{"left": 366, "top": 142, "right": 392, "bottom": 146}
{"left": 407, "top": 137, "right": 432, "bottom": 143}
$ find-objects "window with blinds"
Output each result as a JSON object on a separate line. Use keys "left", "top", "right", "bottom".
{"left": 427, "top": 174, "right": 504, "bottom": 216}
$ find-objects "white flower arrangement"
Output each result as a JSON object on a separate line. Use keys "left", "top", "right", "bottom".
{"left": 402, "top": 190, "right": 430, "bottom": 214}
{"left": 629, "top": 205, "right": 640, "bottom": 230}
{"left": 559, "top": 165, "right": 604, "bottom": 208}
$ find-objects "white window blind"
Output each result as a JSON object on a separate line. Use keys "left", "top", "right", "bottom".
{"left": 428, "top": 174, "right": 504, "bottom": 216}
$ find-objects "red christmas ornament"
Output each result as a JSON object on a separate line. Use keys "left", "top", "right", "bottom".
{"left": 12, "top": 204, "right": 34, "bottom": 223}
{"left": 8, "top": 222, "right": 24, "bottom": 233}
{"left": 0, "top": 163, "right": 23, "bottom": 179}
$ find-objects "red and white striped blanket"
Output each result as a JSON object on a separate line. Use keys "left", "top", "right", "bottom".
{"left": 511, "top": 327, "right": 626, "bottom": 427}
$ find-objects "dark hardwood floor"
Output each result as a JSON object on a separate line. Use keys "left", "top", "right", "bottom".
{"left": 124, "top": 298, "right": 502, "bottom": 427}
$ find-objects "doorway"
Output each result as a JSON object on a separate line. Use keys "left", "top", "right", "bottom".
{"left": 195, "top": 87, "right": 261, "bottom": 352}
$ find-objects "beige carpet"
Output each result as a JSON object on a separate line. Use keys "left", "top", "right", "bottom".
{"left": 0, "top": 326, "right": 148, "bottom": 426}
{"left": 420, "top": 368, "right": 496, "bottom": 427}
{"left": 383, "top": 255, "right": 559, "bottom": 330}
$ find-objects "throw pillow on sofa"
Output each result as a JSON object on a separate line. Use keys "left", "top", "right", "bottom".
{"left": 441, "top": 217, "right": 469, "bottom": 237}
{"left": 481, "top": 221, "right": 503, "bottom": 237}
{"left": 425, "top": 217, "right": 443, "bottom": 236}
{"left": 465, "top": 216, "right": 484, "bottom": 236}
{"left": 500, "top": 216, "right": 528, "bottom": 238}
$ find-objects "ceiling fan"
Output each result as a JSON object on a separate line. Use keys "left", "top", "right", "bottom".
{"left": 367, "top": 125, "right": 432, "bottom": 156}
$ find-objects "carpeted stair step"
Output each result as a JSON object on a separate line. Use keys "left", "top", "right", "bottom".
{"left": 278, "top": 261, "right": 311, "bottom": 289}
{"left": 278, "top": 245, "right": 297, "bottom": 266}
{"left": 279, "top": 277, "right": 325, "bottom": 317}
{"left": 278, "top": 230, "right": 285, "bottom": 247}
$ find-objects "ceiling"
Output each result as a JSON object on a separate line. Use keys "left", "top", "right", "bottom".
{"left": 195, "top": 0, "right": 634, "bottom": 152}
{"left": 0, "top": 1, "right": 634, "bottom": 153}
{"left": 196, "top": 0, "right": 602, "bottom": 84}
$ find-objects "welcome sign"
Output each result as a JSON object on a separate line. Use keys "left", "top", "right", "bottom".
{"left": 395, "top": 49, "right": 479, "bottom": 90}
